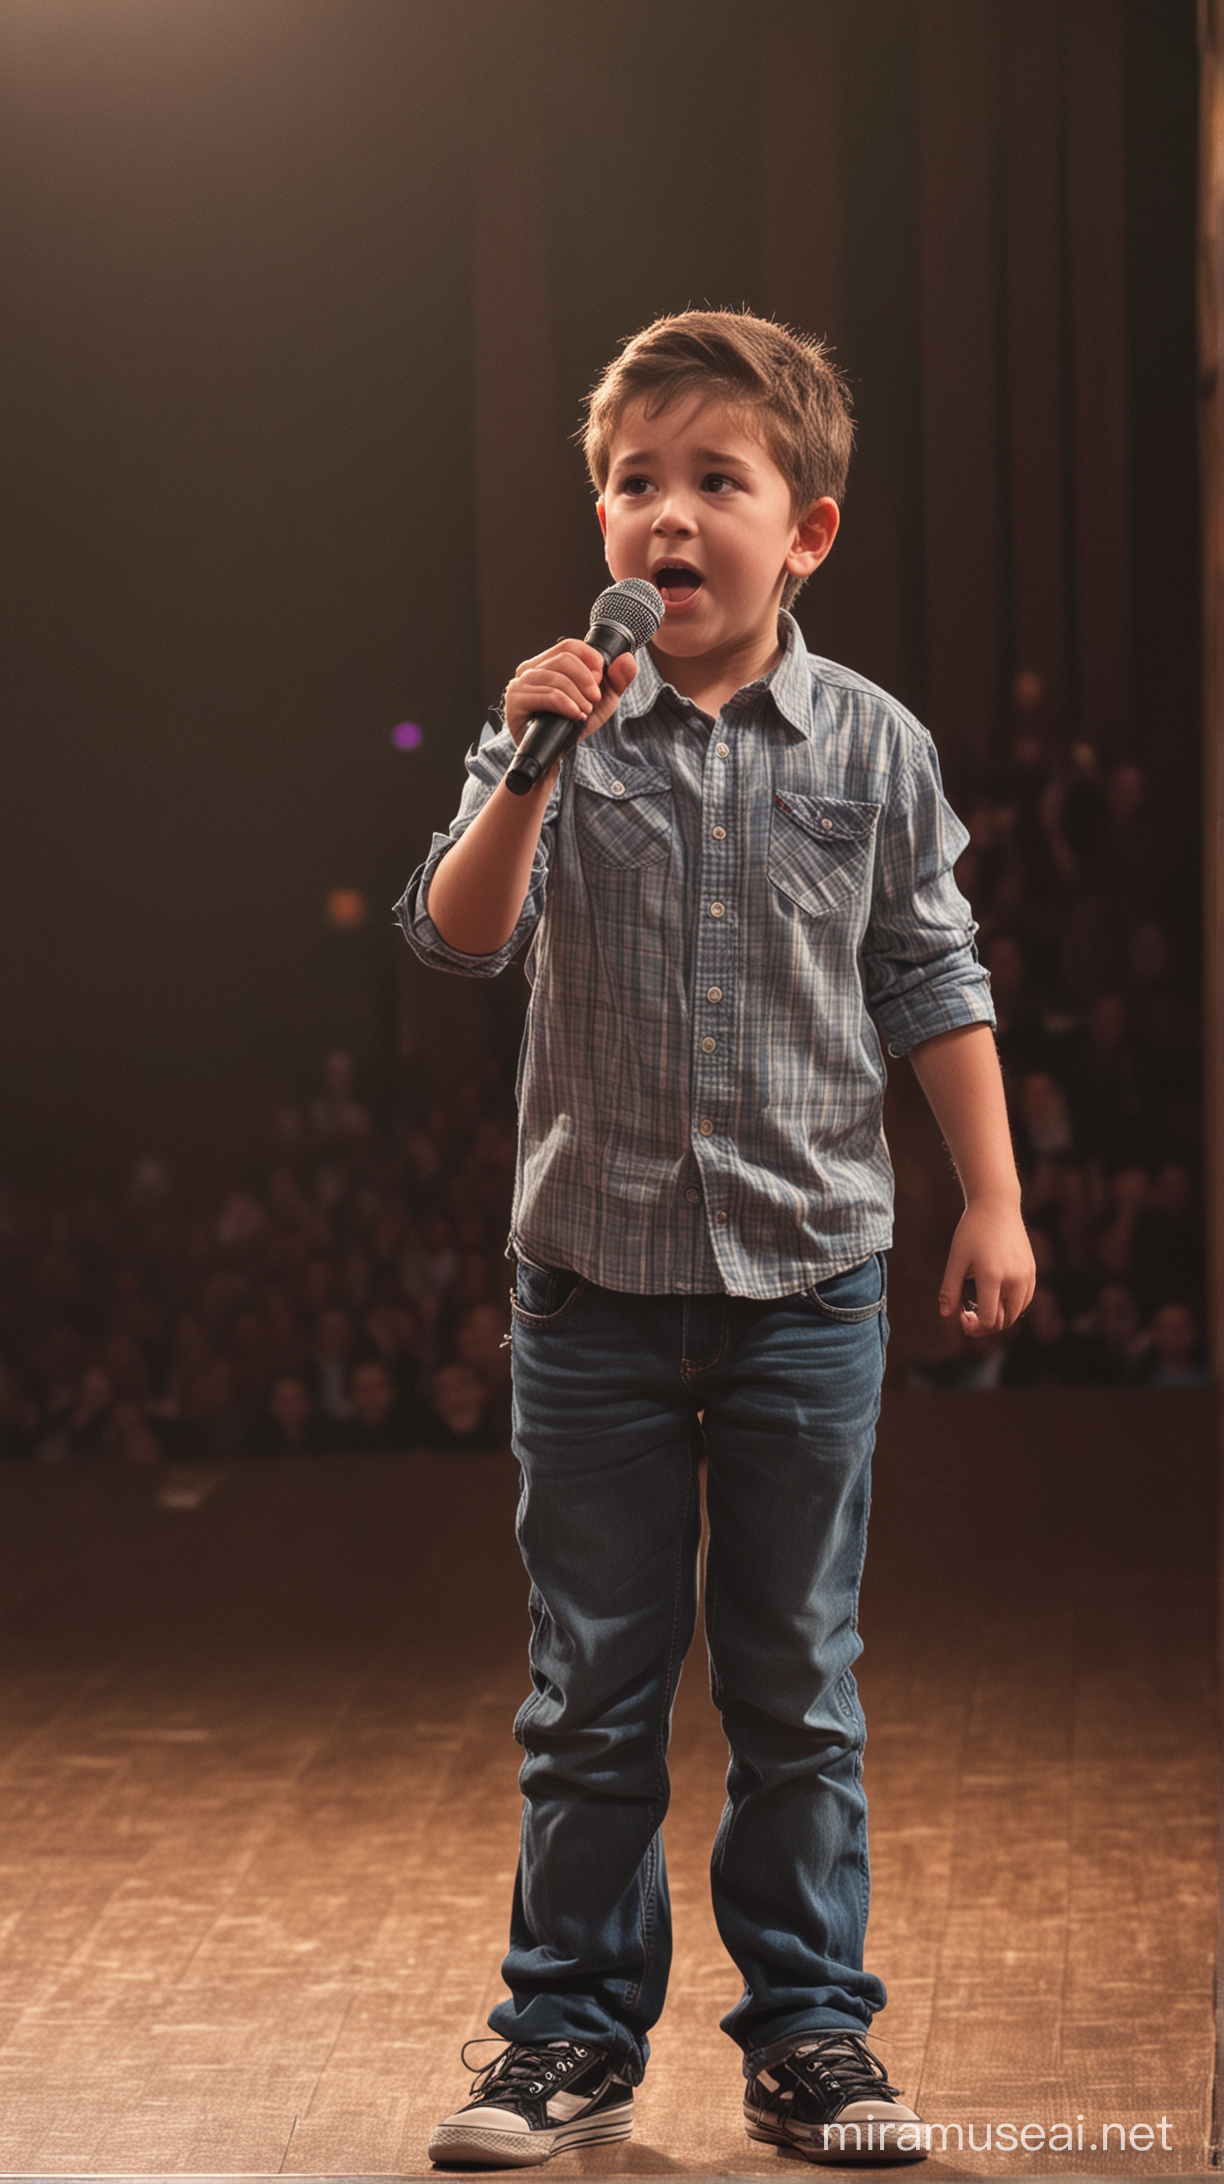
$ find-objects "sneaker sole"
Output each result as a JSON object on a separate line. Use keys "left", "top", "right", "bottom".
{"left": 745, "top": 2107, "right": 926, "bottom": 2165}
{"left": 430, "top": 2098, "right": 634, "bottom": 2168}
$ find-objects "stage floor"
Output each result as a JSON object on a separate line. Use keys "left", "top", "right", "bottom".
{"left": 0, "top": 1390, "right": 1217, "bottom": 2178}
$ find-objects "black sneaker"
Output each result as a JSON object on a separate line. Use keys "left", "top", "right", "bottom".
{"left": 744, "top": 2031, "right": 926, "bottom": 2163}
{"left": 429, "top": 2039, "right": 634, "bottom": 2168}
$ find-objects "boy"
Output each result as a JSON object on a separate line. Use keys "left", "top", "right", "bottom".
{"left": 398, "top": 311, "right": 1034, "bottom": 2168}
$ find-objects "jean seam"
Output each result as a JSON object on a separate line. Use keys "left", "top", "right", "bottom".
{"left": 855, "top": 1749, "right": 871, "bottom": 1933}
{"left": 680, "top": 1296, "right": 731, "bottom": 1380}
{"left": 624, "top": 1435, "right": 699, "bottom": 2012}
{"left": 631, "top": 1831, "right": 660, "bottom": 2017}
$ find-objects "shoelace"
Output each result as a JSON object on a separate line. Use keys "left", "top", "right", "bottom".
{"left": 788, "top": 2034, "right": 901, "bottom": 2105}
{"left": 460, "top": 2038, "right": 595, "bottom": 2100}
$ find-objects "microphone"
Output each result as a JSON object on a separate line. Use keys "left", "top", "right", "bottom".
{"left": 503, "top": 579, "right": 664, "bottom": 795}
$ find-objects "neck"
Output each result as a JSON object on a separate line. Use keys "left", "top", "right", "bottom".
{"left": 650, "top": 617, "right": 786, "bottom": 719}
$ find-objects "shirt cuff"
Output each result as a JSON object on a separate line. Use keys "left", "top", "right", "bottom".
{"left": 876, "top": 971, "right": 997, "bottom": 1058}
{"left": 394, "top": 856, "right": 530, "bottom": 979}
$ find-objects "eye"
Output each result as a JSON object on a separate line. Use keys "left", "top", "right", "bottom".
{"left": 701, "top": 472, "right": 740, "bottom": 495}
{"left": 619, "top": 474, "right": 652, "bottom": 496}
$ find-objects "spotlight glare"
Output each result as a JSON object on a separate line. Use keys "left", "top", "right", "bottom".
{"left": 392, "top": 721, "right": 423, "bottom": 750}
{"left": 325, "top": 889, "right": 367, "bottom": 930}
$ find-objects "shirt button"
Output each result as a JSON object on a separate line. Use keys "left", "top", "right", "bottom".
{"left": 715, "top": 1210, "right": 729, "bottom": 1226}
{"left": 711, "top": 825, "right": 726, "bottom": 840}
{"left": 701, "top": 1037, "right": 716, "bottom": 1053}
{"left": 610, "top": 781, "right": 625, "bottom": 796}
{"left": 716, "top": 742, "right": 730, "bottom": 758}
{"left": 709, "top": 901, "right": 725, "bottom": 918}
{"left": 685, "top": 1186, "right": 700, "bottom": 1204}
{"left": 821, "top": 816, "right": 834, "bottom": 830}
{"left": 706, "top": 986, "right": 723, "bottom": 1002}
{"left": 699, "top": 1119, "right": 715, "bottom": 1136}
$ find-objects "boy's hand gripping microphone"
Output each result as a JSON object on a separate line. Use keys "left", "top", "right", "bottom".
{"left": 503, "top": 578, "right": 665, "bottom": 795}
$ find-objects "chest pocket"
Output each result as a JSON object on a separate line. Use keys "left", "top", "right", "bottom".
{"left": 768, "top": 793, "right": 881, "bottom": 919}
{"left": 572, "top": 748, "right": 673, "bottom": 870}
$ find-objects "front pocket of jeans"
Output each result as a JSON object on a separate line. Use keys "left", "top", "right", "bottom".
{"left": 804, "top": 1254, "right": 887, "bottom": 1323}
{"left": 767, "top": 793, "right": 879, "bottom": 918}
{"left": 511, "top": 1261, "right": 587, "bottom": 1328}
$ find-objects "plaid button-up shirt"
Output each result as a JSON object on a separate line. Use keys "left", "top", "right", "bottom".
{"left": 396, "top": 614, "right": 994, "bottom": 1299}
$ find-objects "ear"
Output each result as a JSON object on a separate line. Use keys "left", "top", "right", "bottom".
{"left": 595, "top": 498, "right": 608, "bottom": 541}
{"left": 785, "top": 495, "right": 840, "bottom": 583}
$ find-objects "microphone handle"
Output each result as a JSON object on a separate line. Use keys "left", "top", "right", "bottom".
{"left": 503, "top": 620, "right": 637, "bottom": 796}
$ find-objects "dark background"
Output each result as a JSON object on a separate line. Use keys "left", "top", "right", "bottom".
{"left": 0, "top": 0, "right": 1201, "bottom": 1190}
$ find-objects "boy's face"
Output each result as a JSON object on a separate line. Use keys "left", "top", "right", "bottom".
{"left": 596, "top": 397, "right": 837, "bottom": 681}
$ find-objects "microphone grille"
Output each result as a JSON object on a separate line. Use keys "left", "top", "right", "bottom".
{"left": 590, "top": 577, "right": 664, "bottom": 648}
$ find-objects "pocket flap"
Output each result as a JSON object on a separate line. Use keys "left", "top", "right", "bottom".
{"left": 773, "top": 792, "right": 880, "bottom": 842}
{"left": 573, "top": 743, "right": 672, "bottom": 801}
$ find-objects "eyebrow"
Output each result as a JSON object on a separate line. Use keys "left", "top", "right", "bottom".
{"left": 611, "top": 446, "right": 759, "bottom": 474}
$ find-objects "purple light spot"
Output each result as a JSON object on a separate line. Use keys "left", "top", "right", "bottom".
{"left": 391, "top": 720, "right": 423, "bottom": 750}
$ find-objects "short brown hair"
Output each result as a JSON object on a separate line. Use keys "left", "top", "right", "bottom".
{"left": 580, "top": 309, "right": 854, "bottom": 610}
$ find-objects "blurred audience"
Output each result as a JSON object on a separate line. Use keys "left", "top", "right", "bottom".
{"left": 1127, "top": 1301, "right": 1212, "bottom": 1389}
{"left": 904, "top": 721, "right": 1206, "bottom": 1390}
{"left": 418, "top": 1362, "right": 500, "bottom": 1451}
{"left": 252, "top": 1373, "right": 340, "bottom": 1456}
{"left": 0, "top": 1049, "right": 521, "bottom": 1463}
{"left": 340, "top": 1359, "right": 421, "bottom": 1452}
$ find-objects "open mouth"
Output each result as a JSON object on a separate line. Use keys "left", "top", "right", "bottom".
{"left": 653, "top": 563, "right": 704, "bottom": 604}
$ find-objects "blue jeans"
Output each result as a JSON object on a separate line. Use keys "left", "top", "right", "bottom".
{"left": 488, "top": 1256, "right": 890, "bottom": 2083}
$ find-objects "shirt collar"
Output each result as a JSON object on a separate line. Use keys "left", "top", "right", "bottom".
{"left": 620, "top": 611, "right": 813, "bottom": 739}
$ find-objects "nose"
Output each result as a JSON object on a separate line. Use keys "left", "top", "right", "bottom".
{"left": 652, "top": 490, "right": 696, "bottom": 536}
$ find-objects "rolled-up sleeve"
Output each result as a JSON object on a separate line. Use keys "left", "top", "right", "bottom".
{"left": 394, "top": 726, "right": 559, "bottom": 979}
{"left": 861, "top": 730, "right": 996, "bottom": 1055}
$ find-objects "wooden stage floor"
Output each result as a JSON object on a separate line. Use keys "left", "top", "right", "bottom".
{"left": 0, "top": 1389, "right": 1217, "bottom": 2179}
